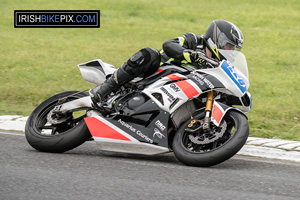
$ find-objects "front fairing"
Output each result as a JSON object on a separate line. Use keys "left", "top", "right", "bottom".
{"left": 219, "top": 50, "right": 252, "bottom": 112}
{"left": 195, "top": 50, "right": 252, "bottom": 113}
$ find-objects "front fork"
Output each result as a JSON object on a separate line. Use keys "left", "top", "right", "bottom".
{"left": 187, "top": 90, "right": 214, "bottom": 133}
{"left": 203, "top": 90, "right": 214, "bottom": 131}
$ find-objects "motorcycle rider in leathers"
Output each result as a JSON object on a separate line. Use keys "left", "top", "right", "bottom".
{"left": 90, "top": 20, "right": 244, "bottom": 106}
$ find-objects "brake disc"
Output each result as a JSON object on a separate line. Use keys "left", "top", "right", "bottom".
{"left": 47, "top": 109, "right": 72, "bottom": 125}
{"left": 188, "top": 121, "right": 227, "bottom": 145}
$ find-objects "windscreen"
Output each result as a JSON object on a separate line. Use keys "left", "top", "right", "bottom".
{"left": 219, "top": 49, "right": 249, "bottom": 79}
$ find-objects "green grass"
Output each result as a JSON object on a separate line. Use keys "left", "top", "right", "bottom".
{"left": 1, "top": 0, "right": 300, "bottom": 140}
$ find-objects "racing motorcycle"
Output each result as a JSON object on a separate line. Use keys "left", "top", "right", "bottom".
{"left": 25, "top": 49, "right": 252, "bottom": 167}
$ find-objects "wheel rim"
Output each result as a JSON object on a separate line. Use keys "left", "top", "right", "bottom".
{"left": 34, "top": 96, "right": 87, "bottom": 136}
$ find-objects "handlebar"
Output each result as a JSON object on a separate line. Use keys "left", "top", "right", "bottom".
{"left": 196, "top": 51, "right": 219, "bottom": 67}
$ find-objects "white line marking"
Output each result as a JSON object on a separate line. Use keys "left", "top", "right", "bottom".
{"left": 0, "top": 131, "right": 25, "bottom": 136}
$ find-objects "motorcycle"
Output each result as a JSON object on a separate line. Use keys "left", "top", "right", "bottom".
{"left": 25, "top": 49, "right": 252, "bottom": 167}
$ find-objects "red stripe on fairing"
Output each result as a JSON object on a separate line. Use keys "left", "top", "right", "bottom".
{"left": 166, "top": 74, "right": 182, "bottom": 81}
{"left": 156, "top": 69, "right": 164, "bottom": 73}
{"left": 84, "top": 117, "right": 131, "bottom": 141}
{"left": 175, "top": 80, "right": 199, "bottom": 98}
{"left": 212, "top": 103, "right": 224, "bottom": 124}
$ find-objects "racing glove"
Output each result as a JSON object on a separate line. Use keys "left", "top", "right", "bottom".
{"left": 183, "top": 49, "right": 201, "bottom": 63}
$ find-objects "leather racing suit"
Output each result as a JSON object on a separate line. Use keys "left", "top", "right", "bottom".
{"left": 90, "top": 32, "right": 208, "bottom": 104}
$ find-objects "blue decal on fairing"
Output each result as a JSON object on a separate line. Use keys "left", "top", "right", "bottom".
{"left": 221, "top": 61, "right": 247, "bottom": 93}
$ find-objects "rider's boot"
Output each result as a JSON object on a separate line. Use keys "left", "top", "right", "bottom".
{"left": 90, "top": 47, "right": 160, "bottom": 106}
{"left": 89, "top": 66, "right": 134, "bottom": 105}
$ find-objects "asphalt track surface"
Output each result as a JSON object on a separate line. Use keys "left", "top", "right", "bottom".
{"left": 1, "top": 131, "right": 300, "bottom": 200}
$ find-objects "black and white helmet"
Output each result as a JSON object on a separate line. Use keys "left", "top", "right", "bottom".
{"left": 204, "top": 20, "right": 244, "bottom": 59}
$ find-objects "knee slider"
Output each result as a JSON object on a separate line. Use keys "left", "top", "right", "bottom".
{"left": 127, "top": 51, "right": 144, "bottom": 68}
{"left": 127, "top": 48, "right": 153, "bottom": 68}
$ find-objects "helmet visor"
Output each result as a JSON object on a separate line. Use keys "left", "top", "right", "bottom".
{"left": 218, "top": 32, "right": 242, "bottom": 51}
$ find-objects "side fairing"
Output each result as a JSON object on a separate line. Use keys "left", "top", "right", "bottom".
{"left": 85, "top": 99, "right": 170, "bottom": 147}
{"left": 142, "top": 73, "right": 202, "bottom": 114}
{"left": 84, "top": 100, "right": 171, "bottom": 155}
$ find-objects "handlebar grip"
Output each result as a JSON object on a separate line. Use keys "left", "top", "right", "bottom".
{"left": 197, "top": 52, "right": 219, "bottom": 66}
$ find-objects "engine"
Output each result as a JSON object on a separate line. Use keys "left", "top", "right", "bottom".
{"left": 114, "top": 93, "right": 149, "bottom": 115}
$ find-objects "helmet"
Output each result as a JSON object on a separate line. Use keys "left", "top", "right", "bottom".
{"left": 204, "top": 20, "right": 244, "bottom": 60}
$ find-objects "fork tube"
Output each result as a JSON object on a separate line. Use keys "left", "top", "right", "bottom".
{"left": 203, "top": 90, "right": 214, "bottom": 131}
{"left": 205, "top": 91, "right": 214, "bottom": 111}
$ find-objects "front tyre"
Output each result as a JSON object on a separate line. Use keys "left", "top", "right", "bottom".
{"left": 172, "top": 110, "right": 249, "bottom": 167}
{"left": 25, "top": 91, "right": 91, "bottom": 153}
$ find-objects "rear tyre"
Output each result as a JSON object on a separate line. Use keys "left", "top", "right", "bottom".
{"left": 25, "top": 91, "right": 91, "bottom": 153}
{"left": 172, "top": 110, "right": 249, "bottom": 167}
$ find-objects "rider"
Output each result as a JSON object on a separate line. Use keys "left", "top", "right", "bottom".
{"left": 90, "top": 19, "right": 244, "bottom": 105}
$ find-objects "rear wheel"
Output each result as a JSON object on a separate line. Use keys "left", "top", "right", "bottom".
{"left": 172, "top": 110, "right": 249, "bottom": 167}
{"left": 25, "top": 91, "right": 91, "bottom": 153}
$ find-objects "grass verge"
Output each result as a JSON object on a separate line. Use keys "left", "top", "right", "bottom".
{"left": 1, "top": 0, "right": 299, "bottom": 140}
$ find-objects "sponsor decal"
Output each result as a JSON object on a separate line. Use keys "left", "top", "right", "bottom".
{"left": 153, "top": 128, "right": 166, "bottom": 139}
{"left": 118, "top": 119, "right": 136, "bottom": 132}
{"left": 155, "top": 120, "right": 166, "bottom": 131}
{"left": 193, "top": 72, "right": 214, "bottom": 89}
{"left": 118, "top": 119, "right": 153, "bottom": 143}
{"left": 160, "top": 87, "right": 176, "bottom": 102}
{"left": 136, "top": 130, "right": 153, "bottom": 143}
{"left": 170, "top": 83, "right": 181, "bottom": 92}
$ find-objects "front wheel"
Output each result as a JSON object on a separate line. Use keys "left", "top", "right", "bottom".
{"left": 172, "top": 110, "right": 249, "bottom": 167}
{"left": 25, "top": 91, "right": 92, "bottom": 153}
